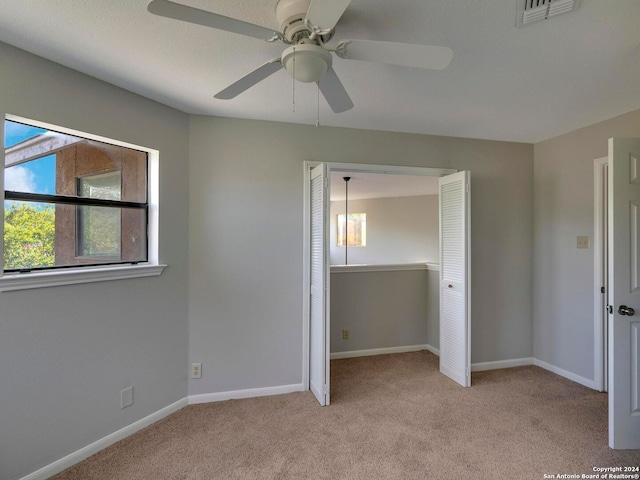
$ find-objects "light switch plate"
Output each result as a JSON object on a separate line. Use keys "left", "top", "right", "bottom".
{"left": 577, "top": 236, "right": 590, "bottom": 249}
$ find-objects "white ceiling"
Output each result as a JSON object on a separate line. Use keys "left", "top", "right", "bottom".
{"left": 0, "top": 0, "right": 639, "bottom": 143}
{"left": 330, "top": 171, "right": 439, "bottom": 201}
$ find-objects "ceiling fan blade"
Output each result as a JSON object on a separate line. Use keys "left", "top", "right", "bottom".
{"left": 337, "top": 40, "right": 453, "bottom": 70}
{"left": 318, "top": 67, "right": 353, "bottom": 113}
{"left": 147, "top": 0, "right": 283, "bottom": 41}
{"left": 305, "top": 0, "right": 352, "bottom": 31}
{"left": 214, "top": 59, "right": 283, "bottom": 100}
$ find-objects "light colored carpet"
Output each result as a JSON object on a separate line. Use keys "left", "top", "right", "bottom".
{"left": 52, "top": 351, "right": 640, "bottom": 479}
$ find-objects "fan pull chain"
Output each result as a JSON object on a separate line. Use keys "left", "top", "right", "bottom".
{"left": 316, "top": 81, "right": 320, "bottom": 128}
{"left": 292, "top": 47, "right": 296, "bottom": 113}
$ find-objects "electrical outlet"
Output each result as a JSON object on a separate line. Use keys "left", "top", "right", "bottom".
{"left": 577, "top": 236, "right": 590, "bottom": 249}
{"left": 121, "top": 386, "right": 134, "bottom": 409}
{"left": 191, "top": 363, "right": 202, "bottom": 379}
{"left": 342, "top": 329, "right": 350, "bottom": 340}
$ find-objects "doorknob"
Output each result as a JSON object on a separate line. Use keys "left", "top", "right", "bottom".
{"left": 618, "top": 305, "right": 635, "bottom": 316}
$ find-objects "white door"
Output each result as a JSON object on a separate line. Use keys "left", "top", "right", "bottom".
{"left": 608, "top": 138, "right": 640, "bottom": 448}
{"left": 309, "top": 163, "right": 330, "bottom": 406}
{"left": 439, "top": 171, "right": 471, "bottom": 387}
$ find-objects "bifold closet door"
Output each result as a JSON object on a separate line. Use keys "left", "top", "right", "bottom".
{"left": 309, "top": 163, "right": 330, "bottom": 406}
{"left": 439, "top": 170, "right": 471, "bottom": 387}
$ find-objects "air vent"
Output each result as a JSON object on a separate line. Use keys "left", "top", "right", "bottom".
{"left": 516, "top": 0, "right": 580, "bottom": 27}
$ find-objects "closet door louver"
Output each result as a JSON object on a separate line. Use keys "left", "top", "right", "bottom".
{"left": 309, "top": 163, "right": 330, "bottom": 405}
{"left": 439, "top": 171, "right": 471, "bottom": 387}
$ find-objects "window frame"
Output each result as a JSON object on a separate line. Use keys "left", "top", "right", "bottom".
{"left": 1, "top": 114, "right": 164, "bottom": 291}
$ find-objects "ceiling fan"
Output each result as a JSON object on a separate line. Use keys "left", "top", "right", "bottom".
{"left": 147, "top": 0, "right": 453, "bottom": 113}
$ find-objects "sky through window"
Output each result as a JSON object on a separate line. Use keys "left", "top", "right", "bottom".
{"left": 5, "top": 120, "right": 56, "bottom": 195}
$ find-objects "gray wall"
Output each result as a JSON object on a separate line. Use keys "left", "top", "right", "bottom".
{"left": 189, "top": 115, "right": 533, "bottom": 397}
{"left": 330, "top": 269, "right": 439, "bottom": 353}
{"left": 329, "top": 195, "right": 439, "bottom": 265}
{"left": 0, "top": 42, "right": 190, "bottom": 480}
{"left": 533, "top": 108, "right": 640, "bottom": 381}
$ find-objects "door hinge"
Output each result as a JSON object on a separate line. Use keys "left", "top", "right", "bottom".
{"left": 322, "top": 384, "right": 328, "bottom": 394}
{"left": 601, "top": 286, "right": 605, "bottom": 294}
{"left": 607, "top": 305, "right": 613, "bottom": 314}
{"left": 466, "top": 183, "right": 469, "bottom": 193}
{"left": 465, "top": 368, "right": 470, "bottom": 377}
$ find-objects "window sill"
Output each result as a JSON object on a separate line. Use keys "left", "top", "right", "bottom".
{"left": 0, "top": 264, "right": 166, "bottom": 292}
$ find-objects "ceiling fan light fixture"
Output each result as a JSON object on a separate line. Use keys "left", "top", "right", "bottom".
{"left": 282, "top": 44, "right": 332, "bottom": 83}
{"left": 148, "top": 0, "right": 452, "bottom": 114}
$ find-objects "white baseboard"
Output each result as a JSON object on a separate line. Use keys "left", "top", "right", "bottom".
{"left": 469, "top": 356, "right": 597, "bottom": 390}
{"left": 331, "top": 346, "right": 598, "bottom": 390}
{"left": 533, "top": 358, "right": 597, "bottom": 390}
{"left": 471, "top": 357, "right": 535, "bottom": 372}
{"left": 21, "top": 397, "right": 188, "bottom": 480}
{"left": 424, "top": 344, "right": 440, "bottom": 356}
{"left": 331, "top": 346, "right": 532, "bottom": 373}
{"left": 330, "top": 344, "right": 429, "bottom": 360}
{"left": 23, "top": 385, "right": 304, "bottom": 479}
{"left": 424, "top": 348, "right": 536, "bottom": 373}
{"left": 188, "top": 383, "right": 305, "bottom": 404}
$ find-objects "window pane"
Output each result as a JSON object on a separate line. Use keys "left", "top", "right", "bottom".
{"left": 4, "top": 200, "right": 147, "bottom": 271}
{"left": 337, "top": 213, "right": 367, "bottom": 246}
{"left": 4, "top": 119, "right": 147, "bottom": 203}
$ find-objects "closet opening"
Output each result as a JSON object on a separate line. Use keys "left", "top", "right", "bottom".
{"left": 303, "top": 161, "right": 470, "bottom": 406}
{"left": 328, "top": 171, "right": 441, "bottom": 367}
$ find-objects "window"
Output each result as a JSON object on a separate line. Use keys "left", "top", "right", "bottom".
{"left": 337, "top": 213, "right": 366, "bottom": 246}
{"left": 3, "top": 118, "right": 150, "bottom": 274}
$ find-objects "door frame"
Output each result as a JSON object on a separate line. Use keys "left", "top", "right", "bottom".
{"left": 593, "top": 156, "right": 608, "bottom": 392}
{"left": 302, "top": 161, "right": 456, "bottom": 390}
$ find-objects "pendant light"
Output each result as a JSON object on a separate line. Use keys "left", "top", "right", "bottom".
{"left": 343, "top": 176, "right": 351, "bottom": 265}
